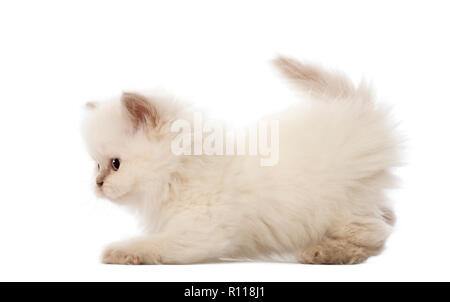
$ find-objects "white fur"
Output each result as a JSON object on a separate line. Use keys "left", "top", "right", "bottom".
{"left": 82, "top": 58, "right": 402, "bottom": 265}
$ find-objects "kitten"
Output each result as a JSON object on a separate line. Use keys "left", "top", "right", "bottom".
{"left": 82, "top": 57, "right": 401, "bottom": 265}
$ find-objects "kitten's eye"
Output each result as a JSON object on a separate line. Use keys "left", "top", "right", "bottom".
{"left": 97, "top": 163, "right": 100, "bottom": 171}
{"left": 111, "top": 158, "right": 120, "bottom": 171}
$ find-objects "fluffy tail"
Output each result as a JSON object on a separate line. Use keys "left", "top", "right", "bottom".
{"left": 274, "top": 56, "right": 402, "bottom": 191}
{"left": 273, "top": 56, "right": 371, "bottom": 100}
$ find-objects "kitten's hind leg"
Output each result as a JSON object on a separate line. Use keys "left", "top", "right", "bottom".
{"left": 298, "top": 236, "right": 370, "bottom": 265}
{"left": 297, "top": 218, "right": 392, "bottom": 264}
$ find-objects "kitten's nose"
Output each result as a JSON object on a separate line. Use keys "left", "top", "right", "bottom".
{"left": 96, "top": 178, "right": 104, "bottom": 187}
{"left": 96, "top": 172, "right": 107, "bottom": 188}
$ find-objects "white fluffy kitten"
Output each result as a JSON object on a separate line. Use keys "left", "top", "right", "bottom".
{"left": 82, "top": 57, "right": 401, "bottom": 265}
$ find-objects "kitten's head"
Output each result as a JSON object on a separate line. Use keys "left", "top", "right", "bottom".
{"left": 82, "top": 92, "right": 183, "bottom": 203}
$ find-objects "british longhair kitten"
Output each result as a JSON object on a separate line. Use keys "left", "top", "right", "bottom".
{"left": 82, "top": 57, "right": 401, "bottom": 265}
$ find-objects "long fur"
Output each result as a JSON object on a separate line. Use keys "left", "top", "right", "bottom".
{"left": 82, "top": 57, "right": 402, "bottom": 265}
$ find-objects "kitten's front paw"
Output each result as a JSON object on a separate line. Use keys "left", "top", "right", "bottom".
{"left": 102, "top": 247, "right": 144, "bottom": 265}
{"left": 102, "top": 239, "right": 162, "bottom": 265}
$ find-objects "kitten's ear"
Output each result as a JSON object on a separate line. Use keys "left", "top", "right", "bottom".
{"left": 121, "top": 92, "right": 159, "bottom": 129}
{"left": 85, "top": 102, "right": 98, "bottom": 110}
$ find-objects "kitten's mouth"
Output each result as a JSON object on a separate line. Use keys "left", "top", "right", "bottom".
{"left": 94, "top": 186, "right": 106, "bottom": 198}
{"left": 95, "top": 184, "right": 128, "bottom": 202}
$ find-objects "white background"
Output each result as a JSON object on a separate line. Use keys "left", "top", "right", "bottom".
{"left": 0, "top": 0, "right": 449, "bottom": 281}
